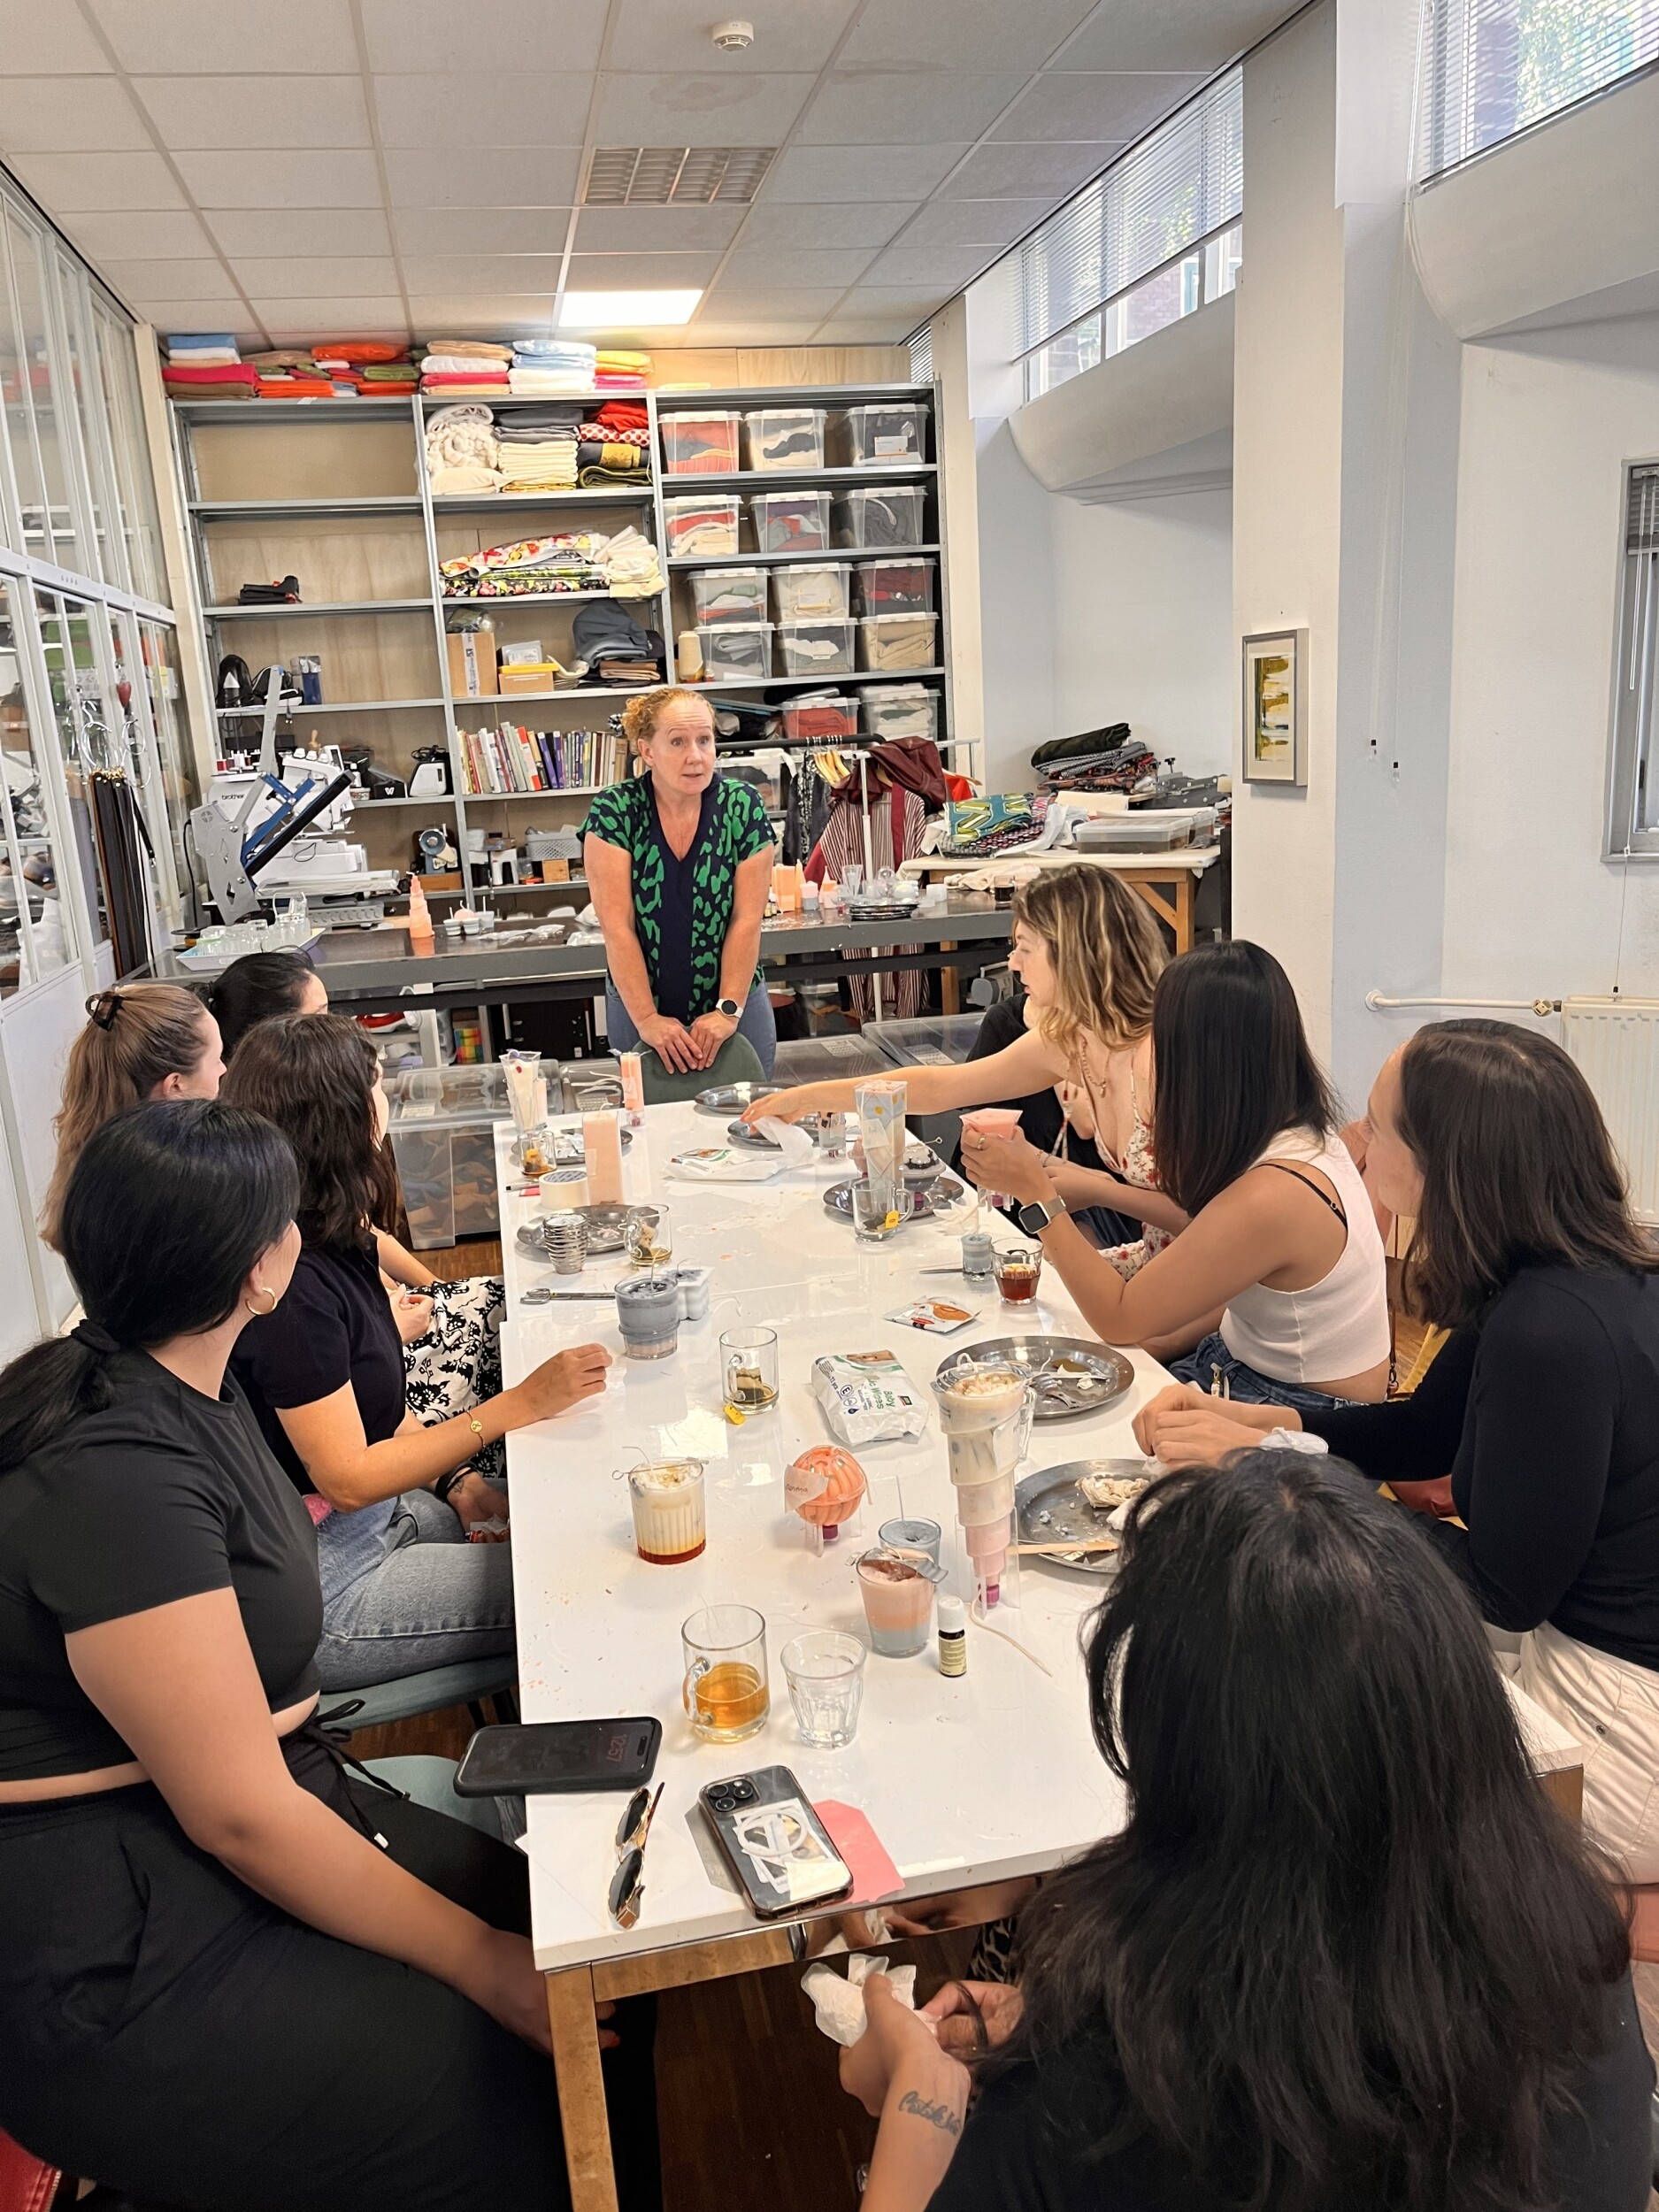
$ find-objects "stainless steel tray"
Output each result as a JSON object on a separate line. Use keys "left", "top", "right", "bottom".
{"left": 514, "top": 1202, "right": 636, "bottom": 1260}
{"left": 695, "top": 1081, "right": 782, "bottom": 1117}
{"left": 823, "top": 1174, "right": 964, "bottom": 1221}
{"left": 725, "top": 1114, "right": 830, "bottom": 1149}
{"left": 1015, "top": 1461, "right": 1147, "bottom": 1578}
{"left": 936, "top": 1336, "right": 1133, "bottom": 1420}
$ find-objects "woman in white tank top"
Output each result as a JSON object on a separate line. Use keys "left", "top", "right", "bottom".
{"left": 959, "top": 942, "right": 1391, "bottom": 1409}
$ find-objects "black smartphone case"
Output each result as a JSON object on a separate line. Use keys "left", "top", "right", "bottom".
{"left": 699, "top": 1765, "right": 855, "bottom": 1918}
{"left": 454, "top": 1717, "right": 661, "bottom": 1797}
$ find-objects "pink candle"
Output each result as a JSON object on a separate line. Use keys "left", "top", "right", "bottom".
{"left": 583, "top": 1110, "right": 624, "bottom": 1204}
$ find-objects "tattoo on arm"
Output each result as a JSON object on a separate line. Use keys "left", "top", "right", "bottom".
{"left": 896, "top": 2089, "right": 962, "bottom": 2139}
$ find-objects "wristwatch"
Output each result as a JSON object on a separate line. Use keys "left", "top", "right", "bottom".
{"left": 715, "top": 996, "right": 741, "bottom": 1020}
{"left": 1016, "top": 1193, "right": 1068, "bottom": 1237}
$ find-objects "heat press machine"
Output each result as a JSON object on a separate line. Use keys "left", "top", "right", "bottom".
{"left": 189, "top": 666, "right": 401, "bottom": 922}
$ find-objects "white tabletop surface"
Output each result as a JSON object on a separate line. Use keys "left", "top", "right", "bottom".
{"left": 900, "top": 846, "right": 1222, "bottom": 879}
{"left": 499, "top": 1102, "right": 1156, "bottom": 1974}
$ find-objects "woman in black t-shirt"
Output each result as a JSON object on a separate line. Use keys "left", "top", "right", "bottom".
{"left": 0, "top": 1102, "right": 586, "bottom": 2209}
{"left": 223, "top": 1013, "right": 609, "bottom": 1690}
{"left": 837, "top": 1454, "right": 1653, "bottom": 2212}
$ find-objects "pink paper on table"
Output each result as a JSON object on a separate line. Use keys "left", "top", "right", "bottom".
{"left": 817, "top": 1799, "right": 904, "bottom": 1908}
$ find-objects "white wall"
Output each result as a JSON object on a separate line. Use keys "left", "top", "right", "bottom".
{"left": 1441, "top": 317, "right": 1659, "bottom": 1002}
{"left": 1051, "top": 489, "right": 1235, "bottom": 779}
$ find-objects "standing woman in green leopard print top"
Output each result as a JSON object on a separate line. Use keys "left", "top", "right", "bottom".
{"left": 583, "top": 687, "right": 778, "bottom": 1074}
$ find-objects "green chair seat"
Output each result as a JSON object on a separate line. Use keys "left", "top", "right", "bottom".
{"left": 638, "top": 1029, "right": 765, "bottom": 1104}
{"left": 317, "top": 1655, "right": 518, "bottom": 1733}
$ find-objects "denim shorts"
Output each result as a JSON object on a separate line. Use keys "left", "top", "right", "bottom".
{"left": 1168, "top": 1329, "right": 1356, "bottom": 1415}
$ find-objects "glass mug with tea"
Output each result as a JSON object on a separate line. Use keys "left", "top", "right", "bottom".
{"left": 994, "top": 1246, "right": 1043, "bottom": 1303}
{"left": 721, "top": 1327, "right": 779, "bottom": 1417}
{"left": 682, "top": 1603, "right": 771, "bottom": 1743}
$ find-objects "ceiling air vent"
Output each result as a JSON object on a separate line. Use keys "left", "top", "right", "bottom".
{"left": 582, "top": 147, "right": 776, "bottom": 206}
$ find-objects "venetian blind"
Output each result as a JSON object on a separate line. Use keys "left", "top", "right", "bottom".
{"left": 1018, "top": 69, "right": 1242, "bottom": 359}
{"left": 1418, "top": 0, "right": 1659, "bottom": 179}
{"left": 1629, "top": 462, "right": 1659, "bottom": 555}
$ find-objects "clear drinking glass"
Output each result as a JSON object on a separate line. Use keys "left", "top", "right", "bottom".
{"left": 682, "top": 1604, "right": 770, "bottom": 1743}
{"left": 994, "top": 1247, "right": 1043, "bottom": 1303}
{"left": 851, "top": 1181, "right": 906, "bottom": 1242}
{"left": 721, "top": 1327, "right": 779, "bottom": 1416}
{"left": 781, "top": 1631, "right": 867, "bottom": 1749}
{"left": 625, "top": 1203, "right": 672, "bottom": 1270}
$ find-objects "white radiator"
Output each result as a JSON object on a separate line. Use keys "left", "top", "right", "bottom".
{"left": 1562, "top": 998, "right": 1659, "bottom": 1224}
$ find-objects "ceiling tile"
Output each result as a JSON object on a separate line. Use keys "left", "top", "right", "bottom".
{"left": 839, "top": 0, "right": 1095, "bottom": 73}
{"left": 991, "top": 72, "right": 1205, "bottom": 142}
{"left": 393, "top": 207, "right": 572, "bottom": 256}
{"left": 889, "top": 197, "right": 1054, "bottom": 250}
{"left": 64, "top": 209, "right": 216, "bottom": 259}
{"left": 173, "top": 150, "right": 382, "bottom": 208}
{"left": 264, "top": 325, "right": 406, "bottom": 347}
{"left": 403, "top": 253, "right": 565, "bottom": 294}
{"left": 830, "top": 284, "right": 950, "bottom": 320}
{"left": 382, "top": 149, "right": 582, "bottom": 208}
{"left": 248, "top": 295, "right": 407, "bottom": 328}
{"left": 373, "top": 74, "right": 592, "bottom": 150}
{"left": 407, "top": 297, "right": 557, "bottom": 333}
{"left": 737, "top": 200, "right": 917, "bottom": 250}
{"left": 799, "top": 71, "right": 1025, "bottom": 145}
{"left": 134, "top": 74, "right": 370, "bottom": 151}
{"left": 765, "top": 144, "right": 969, "bottom": 202}
{"left": 361, "top": 0, "right": 607, "bottom": 73}
{"left": 682, "top": 323, "right": 828, "bottom": 345}
{"left": 1062, "top": 0, "right": 1291, "bottom": 73}
{"left": 231, "top": 257, "right": 400, "bottom": 298}
{"left": 860, "top": 242, "right": 999, "bottom": 289}
{"left": 573, "top": 206, "right": 746, "bottom": 254}
{"left": 944, "top": 139, "right": 1121, "bottom": 197}
{"left": 695, "top": 288, "right": 849, "bottom": 319}
{"left": 132, "top": 304, "right": 263, "bottom": 340}
{"left": 590, "top": 73, "right": 816, "bottom": 144}
{"left": 98, "top": 257, "right": 240, "bottom": 303}
{"left": 815, "top": 311, "right": 925, "bottom": 341}
{"left": 12, "top": 150, "right": 185, "bottom": 211}
{"left": 0, "top": 3, "right": 113, "bottom": 72}
{"left": 90, "top": 0, "right": 359, "bottom": 73}
{"left": 0, "top": 78, "right": 149, "bottom": 155}
{"left": 717, "top": 246, "right": 877, "bottom": 288}
{"left": 203, "top": 207, "right": 393, "bottom": 257}
{"left": 612, "top": 0, "right": 858, "bottom": 74}
{"left": 566, "top": 250, "right": 724, "bottom": 288}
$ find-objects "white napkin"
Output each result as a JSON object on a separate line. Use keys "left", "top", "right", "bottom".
{"left": 800, "top": 1952, "right": 918, "bottom": 2047}
{"left": 667, "top": 1122, "right": 815, "bottom": 1182}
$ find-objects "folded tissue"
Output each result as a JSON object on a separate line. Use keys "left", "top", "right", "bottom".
{"left": 800, "top": 1952, "right": 919, "bottom": 2048}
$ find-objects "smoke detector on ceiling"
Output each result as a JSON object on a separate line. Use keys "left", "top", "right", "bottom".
{"left": 712, "top": 20, "right": 754, "bottom": 50}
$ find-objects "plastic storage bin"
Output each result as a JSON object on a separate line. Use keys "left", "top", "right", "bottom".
{"left": 858, "top": 682, "right": 940, "bottom": 741}
{"left": 779, "top": 692, "right": 858, "bottom": 742}
{"left": 385, "top": 1064, "right": 507, "bottom": 1250}
{"left": 743, "top": 406, "right": 827, "bottom": 470}
{"left": 771, "top": 562, "right": 850, "bottom": 620}
{"left": 750, "top": 489, "right": 832, "bottom": 554}
{"left": 661, "top": 410, "right": 741, "bottom": 475}
{"left": 837, "top": 402, "right": 928, "bottom": 465}
{"left": 858, "top": 612, "right": 938, "bottom": 672}
{"left": 777, "top": 618, "right": 856, "bottom": 677}
{"left": 772, "top": 1031, "right": 895, "bottom": 1083}
{"left": 833, "top": 485, "right": 927, "bottom": 549}
{"left": 696, "top": 622, "right": 772, "bottom": 681}
{"left": 853, "top": 557, "right": 935, "bottom": 614}
{"left": 689, "top": 567, "right": 766, "bottom": 625}
{"left": 872, "top": 1012, "right": 986, "bottom": 1067}
{"left": 664, "top": 494, "right": 740, "bottom": 558}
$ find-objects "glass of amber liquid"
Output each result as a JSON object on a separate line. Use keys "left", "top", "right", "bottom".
{"left": 721, "top": 1328, "right": 780, "bottom": 1417}
{"left": 681, "top": 1604, "right": 770, "bottom": 1743}
{"left": 994, "top": 1247, "right": 1043, "bottom": 1303}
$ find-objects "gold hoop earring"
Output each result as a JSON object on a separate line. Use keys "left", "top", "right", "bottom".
{"left": 245, "top": 1286, "right": 280, "bottom": 1317}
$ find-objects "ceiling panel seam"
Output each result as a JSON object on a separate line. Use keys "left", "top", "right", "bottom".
{"left": 347, "top": 0, "right": 412, "bottom": 342}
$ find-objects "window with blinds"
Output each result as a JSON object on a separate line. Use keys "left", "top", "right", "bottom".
{"left": 1419, "top": 0, "right": 1659, "bottom": 180}
{"left": 1019, "top": 69, "right": 1242, "bottom": 401}
{"left": 1605, "top": 463, "right": 1659, "bottom": 859}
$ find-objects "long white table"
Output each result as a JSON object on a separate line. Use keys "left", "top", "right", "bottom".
{"left": 495, "top": 1101, "right": 1585, "bottom": 2212}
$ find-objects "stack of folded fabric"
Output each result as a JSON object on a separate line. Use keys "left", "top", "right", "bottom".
{"left": 592, "top": 525, "right": 664, "bottom": 600}
{"left": 311, "top": 342, "right": 417, "bottom": 396}
{"left": 420, "top": 341, "right": 512, "bottom": 398}
{"left": 439, "top": 532, "right": 610, "bottom": 599}
{"left": 574, "top": 396, "right": 651, "bottom": 487}
{"left": 424, "top": 403, "right": 501, "bottom": 497}
{"left": 163, "top": 334, "right": 258, "bottom": 402}
{"left": 508, "top": 339, "right": 596, "bottom": 396}
{"left": 594, "top": 349, "right": 650, "bottom": 391}
{"left": 495, "top": 403, "right": 581, "bottom": 493}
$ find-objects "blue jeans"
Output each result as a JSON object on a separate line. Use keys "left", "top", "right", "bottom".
{"left": 604, "top": 979, "right": 777, "bottom": 1076}
{"left": 315, "top": 1486, "right": 516, "bottom": 1689}
{"left": 1168, "top": 1330, "right": 1356, "bottom": 1415}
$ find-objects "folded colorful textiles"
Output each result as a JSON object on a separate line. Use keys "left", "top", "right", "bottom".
{"left": 165, "top": 334, "right": 239, "bottom": 360}
{"left": 508, "top": 370, "right": 595, "bottom": 396}
{"left": 420, "top": 354, "right": 515, "bottom": 377}
{"left": 163, "top": 363, "right": 260, "bottom": 396}
{"left": 313, "top": 342, "right": 403, "bottom": 365}
{"left": 593, "top": 399, "right": 649, "bottom": 433}
{"left": 495, "top": 404, "right": 586, "bottom": 434}
{"left": 429, "top": 464, "right": 504, "bottom": 495}
{"left": 425, "top": 403, "right": 499, "bottom": 487}
{"left": 513, "top": 339, "right": 595, "bottom": 364}
{"left": 257, "top": 380, "right": 337, "bottom": 399}
{"left": 576, "top": 439, "right": 648, "bottom": 473}
{"left": 425, "top": 339, "right": 512, "bottom": 360}
{"left": 581, "top": 421, "right": 650, "bottom": 449}
{"left": 440, "top": 531, "right": 609, "bottom": 596}
{"left": 579, "top": 463, "right": 652, "bottom": 488}
{"left": 421, "top": 367, "right": 509, "bottom": 383}
{"left": 359, "top": 362, "right": 419, "bottom": 381}
{"left": 167, "top": 348, "right": 239, "bottom": 367}
{"left": 593, "top": 373, "right": 648, "bottom": 392}
{"left": 595, "top": 525, "right": 664, "bottom": 598}
{"left": 595, "top": 350, "right": 650, "bottom": 371}
{"left": 247, "top": 349, "right": 314, "bottom": 369}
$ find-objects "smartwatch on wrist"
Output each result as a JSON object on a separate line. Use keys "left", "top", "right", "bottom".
{"left": 1016, "top": 1194, "right": 1068, "bottom": 1237}
{"left": 715, "top": 996, "right": 741, "bottom": 1020}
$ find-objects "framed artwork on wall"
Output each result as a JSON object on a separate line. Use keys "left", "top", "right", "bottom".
{"left": 1241, "top": 627, "right": 1307, "bottom": 786}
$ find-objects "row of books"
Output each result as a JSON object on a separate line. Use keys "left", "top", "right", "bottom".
{"left": 457, "top": 722, "right": 623, "bottom": 795}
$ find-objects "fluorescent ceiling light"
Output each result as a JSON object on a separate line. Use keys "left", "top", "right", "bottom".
{"left": 558, "top": 289, "right": 702, "bottom": 328}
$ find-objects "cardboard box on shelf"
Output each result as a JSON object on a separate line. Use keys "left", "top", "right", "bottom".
{"left": 446, "top": 631, "right": 498, "bottom": 697}
{"left": 500, "top": 663, "right": 564, "bottom": 695}
{"left": 536, "top": 858, "right": 572, "bottom": 882}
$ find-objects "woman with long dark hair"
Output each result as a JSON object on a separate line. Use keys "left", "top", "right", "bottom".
{"left": 204, "top": 947, "right": 327, "bottom": 1058}
{"left": 223, "top": 1012, "right": 609, "bottom": 1687}
{"left": 839, "top": 1452, "right": 1653, "bottom": 2212}
{"left": 0, "top": 1102, "right": 572, "bottom": 2208}
{"left": 1139, "top": 1019, "right": 1659, "bottom": 1879}
{"left": 961, "top": 941, "right": 1390, "bottom": 1408}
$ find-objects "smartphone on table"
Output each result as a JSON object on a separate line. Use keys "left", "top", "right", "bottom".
{"left": 699, "top": 1765, "right": 855, "bottom": 1918}
{"left": 454, "top": 1717, "right": 661, "bottom": 1797}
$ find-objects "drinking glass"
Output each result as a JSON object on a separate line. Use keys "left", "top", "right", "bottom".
{"left": 628, "top": 1460, "right": 706, "bottom": 1564}
{"left": 851, "top": 1182, "right": 906, "bottom": 1242}
{"left": 781, "top": 1632, "right": 867, "bottom": 1749}
{"left": 721, "top": 1327, "right": 779, "bottom": 1416}
{"left": 625, "top": 1203, "right": 672, "bottom": 1270}
{"left": 994, "top": 1247, "right": 1043, "bottom": 1303}
{"left": 682, "top": 1604, "right": 770, "bottom": 1743}
{"left": 856, "top": 1547, "right": 947, "bottom": 1658}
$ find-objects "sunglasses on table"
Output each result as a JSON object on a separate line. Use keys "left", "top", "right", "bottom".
{"left": 609, "top": 1782, "right": 664, "bottom": 1930}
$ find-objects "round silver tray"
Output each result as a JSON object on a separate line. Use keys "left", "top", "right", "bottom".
{"left": 514, "top": 1202, "right": 636, "bottom": 1259}
{"left": 823, "top": 1174, "right": 964, "bottom": 1221}
{"left": 935, "top": 1335, "right": 1133, "bottom": 1421}
{"left": 845, "top": 897, "right": 920, "bottom": 921}
{"left": 1015, "top": 1460, "right": 1147, "bottom": 1578}
{"left": 725, "top": 1114, "right": 829, "bottom": 1149}
{"left": 695, "top": 1081, "right": 783, "bottom": 1117}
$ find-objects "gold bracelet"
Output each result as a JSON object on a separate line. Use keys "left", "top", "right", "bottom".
{"left": 465, "top": 1413, "right": 485, "bottom": 1445}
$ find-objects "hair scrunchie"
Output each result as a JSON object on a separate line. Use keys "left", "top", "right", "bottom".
{"left": 71, "top": 1318, "right": 119, "bottom": 1355}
